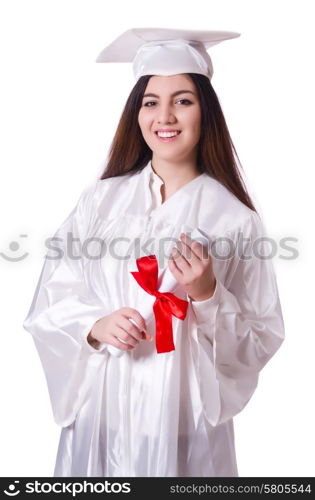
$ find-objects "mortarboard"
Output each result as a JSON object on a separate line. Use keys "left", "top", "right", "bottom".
{"left": 95, "top": 27, "right": 240, "bottom": 81}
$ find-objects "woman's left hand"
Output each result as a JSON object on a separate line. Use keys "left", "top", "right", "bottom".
{"left": 168, "top": 233, "right": 216, "bottom": 302}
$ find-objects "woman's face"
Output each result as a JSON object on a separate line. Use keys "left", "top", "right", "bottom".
{"left": 138, "top": 74, "right": 201, "bottom": 164}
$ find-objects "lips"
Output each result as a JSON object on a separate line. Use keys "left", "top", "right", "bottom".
{"left": 155, "top": 130, "right": 181, "bottom": 138}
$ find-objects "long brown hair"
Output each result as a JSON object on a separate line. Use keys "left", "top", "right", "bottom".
{"left": 100, "top": 73, "right": 256, "bottom": 212}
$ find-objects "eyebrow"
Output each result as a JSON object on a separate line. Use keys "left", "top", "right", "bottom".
{"left": 142, "top": 90, "right": 196, "bottom": 99}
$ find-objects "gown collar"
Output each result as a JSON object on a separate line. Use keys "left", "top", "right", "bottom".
{"left": 147, "top": 160, "right": 165, "bottom": 189}
{"left": 141, "top": 160, "right": 206, "bottom": 215}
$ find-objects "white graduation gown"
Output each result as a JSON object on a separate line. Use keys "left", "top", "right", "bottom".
{"left": 23, "top": 160, "right": 285, "bottom": 477}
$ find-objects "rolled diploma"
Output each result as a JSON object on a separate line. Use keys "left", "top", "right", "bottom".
{"left": 106, "top": 228, "right": 209, "bottom": 357}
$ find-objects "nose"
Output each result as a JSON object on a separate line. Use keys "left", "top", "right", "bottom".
{"left": 157, "top": 102, "right": 177, "bottom": 125}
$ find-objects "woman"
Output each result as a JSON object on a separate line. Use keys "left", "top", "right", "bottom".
{"left": 23, "top": 28, "right": 285, "bottom": 477}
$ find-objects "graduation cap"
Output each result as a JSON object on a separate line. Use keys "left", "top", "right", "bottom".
{"left": 95, "top": 27, "right": 240, "bottom": 81}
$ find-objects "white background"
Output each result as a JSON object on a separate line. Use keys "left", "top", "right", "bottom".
{"left": 0, "top": 0, "right": 314, "bottom": 477}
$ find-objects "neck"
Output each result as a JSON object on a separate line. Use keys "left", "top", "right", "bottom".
{"left": 151, "top": 155, "right": 200, "bottom": 192}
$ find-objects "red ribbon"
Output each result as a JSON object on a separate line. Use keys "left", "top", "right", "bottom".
{"left": 130, "top": 255, "right": 188, "bottom": 353}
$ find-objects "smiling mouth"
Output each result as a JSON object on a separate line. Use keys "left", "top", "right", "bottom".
{"left": 155, "top": 131, "right": 181, "bottom": 138}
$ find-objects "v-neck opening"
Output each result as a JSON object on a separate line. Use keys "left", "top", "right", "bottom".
{"left": 148, "top": 162, "right": 206, "bottom": 210}
{"left": 159, "top": 172, "right": 205, "bottom": 206}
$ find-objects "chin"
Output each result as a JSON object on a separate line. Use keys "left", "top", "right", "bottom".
{"left": 153, "top": 149, "right": 191, "bottom": 163}
{"left": 152, "top": 152, "right": 181, "bottom": 163}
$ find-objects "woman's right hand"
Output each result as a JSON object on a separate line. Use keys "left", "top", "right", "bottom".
{"left": 87, "top": 307, "right": 151, "bottom": 351}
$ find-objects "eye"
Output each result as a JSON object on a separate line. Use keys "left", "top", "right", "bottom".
{"left": 143, "top": 101, "right": 156, "bottom": 107}
{"left": 176, "top": 99, "right": 192, "bottom": 105}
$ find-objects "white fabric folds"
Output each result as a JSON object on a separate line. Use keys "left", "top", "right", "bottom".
{"left": 23, "top": 161, "right": 285, "bottom": 477}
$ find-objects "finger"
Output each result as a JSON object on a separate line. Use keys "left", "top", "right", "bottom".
{"left": 141, "top": 331, "right": 152, "bottom": 341}
{"left": 169, "top": 245, "right": 191, "bottom": 273}
{"left": 122, "top": 308, "right": 148, "bottom": 333}
{"left": 168, "top": 253, "right": 184, "bottom": 277}
{"left": 109, "top": 336, "right": 134, "bottom": 351}
{"left": 118, "top": 318, "right": 146, "bottom": 342}
{"left": 180, "top": 233, "right": 209, "bottom": 261}
{"left": 114, "top": 327, "right": 139, "bottom": 347}
{"left": 173, "top": 239, "right": 200, "bottom": 268}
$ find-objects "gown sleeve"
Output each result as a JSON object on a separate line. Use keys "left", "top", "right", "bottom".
{"left": 22, "top": 180, "right": 110, "bottom": 427}
{"left": 186, "top": 210, "right": 285, "bottom": 427}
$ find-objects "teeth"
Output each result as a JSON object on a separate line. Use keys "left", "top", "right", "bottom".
{"left": 157, "top": 131, "right": 180, "bottom": 138}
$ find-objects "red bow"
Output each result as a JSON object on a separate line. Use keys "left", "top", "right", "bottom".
{"left": 130, "top": 255, "right": 188, "bottom": 353}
